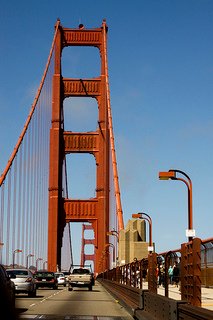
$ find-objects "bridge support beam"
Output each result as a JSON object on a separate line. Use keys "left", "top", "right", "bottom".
{"left": 48, "top": 21, "right": 110, "bottom": 274}
{"left": 48, "top": 25, "right": 64, "bottom": 272}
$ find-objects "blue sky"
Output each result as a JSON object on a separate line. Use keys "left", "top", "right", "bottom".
{"left": 0, "top": 1, "right": 213, "bottom": 264}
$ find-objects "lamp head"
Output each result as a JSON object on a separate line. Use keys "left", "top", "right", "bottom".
{"left": 159, "top": 171, "right": 176, "bottom": 180}
{"left": 15, "top": 249, "right": 22, "bottom": 253}
{"left": 132, "top": 213, "right": 142, "bottom": 219}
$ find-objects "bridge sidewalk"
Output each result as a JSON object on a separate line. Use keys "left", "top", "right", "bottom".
{"left": 142, "top": 282, "right": 213, "bottom": 311}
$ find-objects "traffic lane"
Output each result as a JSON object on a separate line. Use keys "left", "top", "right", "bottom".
{"left": 16, "top": 283, "right": 133, "bottom": 319}
{"left": 15, "top": 287, "right": 64, "bottom": 313}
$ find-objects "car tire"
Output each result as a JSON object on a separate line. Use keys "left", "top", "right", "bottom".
{"left": 28, "top": 289, "right": 36, "bottom": 297}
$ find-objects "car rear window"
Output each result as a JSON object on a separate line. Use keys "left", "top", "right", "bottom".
{"left": 72, "top": 268, "right": 90, "bottom": 274}
{"left": 35, "top": 272, "right": 54, "bottom": 277}
{"left": 7, "top": 270, "right": 28, "bottom": 276}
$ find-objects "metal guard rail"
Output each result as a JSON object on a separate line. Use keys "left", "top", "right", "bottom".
{"left": 98, "top": 278, "right": 139, "bottom": 314}
{"left": 178, "top": 304, "right": 213, "bottom": 320}
{"left": 98, "top": 279, "right": 213, "bottom": 320}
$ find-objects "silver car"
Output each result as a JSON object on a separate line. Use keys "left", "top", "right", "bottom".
{"left": 6, "top": 268, "right": 37, "bottom": 297}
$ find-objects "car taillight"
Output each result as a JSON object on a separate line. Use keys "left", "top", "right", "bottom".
{"left": 61, "top": 277, "right": 65, "bottom": 280}
{"left": 25, "top": 277, "right": 33, "bottom": 282}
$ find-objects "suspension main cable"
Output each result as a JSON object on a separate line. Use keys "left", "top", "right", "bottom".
{"left": 0, "top": 20, "right": 61, "bottom": 186}
{"left": 102, "top": 20, "right": 124, "bottom": 231}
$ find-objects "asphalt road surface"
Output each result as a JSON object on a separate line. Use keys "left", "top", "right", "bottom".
{"left": 16, "top": 282, "right": 133, "bottom": 320}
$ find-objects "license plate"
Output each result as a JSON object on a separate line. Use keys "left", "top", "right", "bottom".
{"left": 78, "top": 282, "right": 84, "bottom": 284}
{"left": 42, "top": 279, "right": 46, "bottom": 281}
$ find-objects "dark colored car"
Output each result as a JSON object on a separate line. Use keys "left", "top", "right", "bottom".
{"left": 0, "top": 264, "right": 16, "bottom": 305}
{"left": 34, "top": 271, "right": 58, "bottom": 289}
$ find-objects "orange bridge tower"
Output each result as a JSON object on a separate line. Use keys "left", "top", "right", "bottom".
{"left": 48, "top": 20, "right": 110, "bottom": 274}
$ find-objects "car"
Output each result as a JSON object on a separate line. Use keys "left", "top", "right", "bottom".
{"left": 0, "top": 264, "right": 16, "bottom": 305}
{"left": 62, "top": 270, "right": 71, "bottom": 285}
{"left": 55, "top": 272, "right": 66, "bottom": 286}
{"left": 6, "top": 268, "right": 37, "bottom": 297}
{"left": 34, "top": 270, "right": 58, "bottom": 289}
{"left": 68, "top": 265, "right": 95, "bottom": 291}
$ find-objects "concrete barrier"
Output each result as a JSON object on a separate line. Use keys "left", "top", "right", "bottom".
{"left": 136, "top": 290, "right": 186, "bottom": 320}
{"left": 98, "top": 279, "right": 213, "bottom": 320}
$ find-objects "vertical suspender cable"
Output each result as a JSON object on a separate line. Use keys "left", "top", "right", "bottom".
{"left": 0, "top": 185, "right": 4, "bottom": 263}
{"left": 6, "top": 171, "right": 11, "bottom": 265}
{"left": 102, "top": 20, "right": 124, "bottom": 231}
{"left": 0, "top": 20, "right": 60, "bottom": 266}
{"left": 24, "top": 132, "right": 29, "bottom": 259}
{"left": 0, "top": 20, "right": 60, "bottom": 187}
{"left": 17, "top": 148, "right": 23, "bottom": 256}
{"left": 22, "top": 140, "right": 27, "bottom": 266}
{"left": 12, "top": 158, "right": 17, "bottom": 256}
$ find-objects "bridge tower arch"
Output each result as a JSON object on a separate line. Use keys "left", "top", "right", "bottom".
{"left": 48, "top": 20, "right": 110, "bottom": 274}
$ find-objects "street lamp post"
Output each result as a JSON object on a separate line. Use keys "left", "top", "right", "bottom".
{"left": 0, "top": 242, "right": 4, "bottom": 264}
{"left": 159, "top": 169, "right": 195, "bottom": 242}
{"left": 107, "top": 229, "right": 119, "bottom": 242}
{"left": 132, "top": 212, "right": 153, "bottom": 253}
{"left": 13, "top": 249, "right": 22, "bottom": 268}
{"left": 26, "top": 254, "right": 34, "bottom": 269}
{"left": 132, "top": 212, "right": 157, "bottom": 293}
{"left": 43, "top": 260, "right": 48, "bottom": 270}
{"left": 105, "top": 243, "right": 116, "bottom": 267}
{"left": 107, "top": 230, "right": 119, "bottom": 266}
{"left": 36, "top": 258, "right": 43, "bottom": 271}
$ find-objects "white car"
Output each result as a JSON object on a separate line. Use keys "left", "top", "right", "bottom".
{"left": 55, "top": 272, "right": 66, "bottom": 286}
{"left": 62, "top": 271, "right": 70, "bottom": 284}
{"left": 6, "top": 268, "right": 37, "bottom": 297}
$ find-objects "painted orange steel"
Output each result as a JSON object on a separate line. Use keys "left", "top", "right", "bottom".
{"left": 158, "top": 171, "right": 176, "bottom": 180}
{"left": 181, "top": 238, "right": 201, "bottom": 306}
{"left": 159, "top": 169, "right": 194, "bottom": 242}
{"left": 102, "top": 22, "right": 124, "bottom": 231}
{"left": 48, "top": 20, "right": 119, "bottom": 273}
{"left": 48, "top": 22, "right": 64, "bottom": 272}
{"left": 80, "top": 224, "right": 95, "bottom": 267}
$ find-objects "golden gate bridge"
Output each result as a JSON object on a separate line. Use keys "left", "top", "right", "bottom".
{"left": 0, "top": 19, "right": 123, "bottom": 274}
{"left": 0, "top": 20, "right": 212, "bottom": 319}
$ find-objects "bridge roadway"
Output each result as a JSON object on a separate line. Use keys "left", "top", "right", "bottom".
{"left": 16, "top": 282, "right": 133, "bottom": 320}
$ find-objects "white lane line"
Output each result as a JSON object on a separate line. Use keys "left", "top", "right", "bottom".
{"left": 29, "top": 303, "right": 36, "bottom": 307}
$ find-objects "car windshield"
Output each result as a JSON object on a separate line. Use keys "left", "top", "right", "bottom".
{"left": 72, "top": 268, "right": 90, "bottom": 274}
{"left": 7, "top": 270, "right": 28, "bottom": 276}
